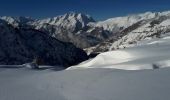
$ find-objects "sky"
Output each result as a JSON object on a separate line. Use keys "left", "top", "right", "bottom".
{"left": 0, "top": 0, "right": 170, "bottom": 20}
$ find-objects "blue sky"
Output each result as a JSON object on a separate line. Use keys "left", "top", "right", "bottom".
{"left": 0, "top": 0, "right": 170, "bottom": 20}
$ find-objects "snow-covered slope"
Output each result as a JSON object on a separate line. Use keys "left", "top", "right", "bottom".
{"left": 1, "top": 65, "right": 170, "bottom": 100}
{"left": 1, "top": 17, "right": 170, "bottom": 100}
{"left": 71, "top": 34, "right": 170, "bottom": 70}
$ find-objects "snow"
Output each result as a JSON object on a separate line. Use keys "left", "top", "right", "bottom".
{"left": 160, "top": 19, "right": 170, "bottom": 26}
{"left": 1, "top": 33, "right": 170, "bottom": 100}
{"left": 1, "top": 67, "right": 170, "bottom": 100}
{"left": 70, "top": 34, "right": 170, "bottom": 70}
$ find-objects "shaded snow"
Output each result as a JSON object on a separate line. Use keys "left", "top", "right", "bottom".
{"left": 1, "top": 67, "right": 170, "bottom": 100}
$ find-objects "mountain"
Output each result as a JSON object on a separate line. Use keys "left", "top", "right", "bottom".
{"left": 34, "top": 12, "right": 95, "bottom": 32}
{"left": 0, "top": 19, "right": 88, "bottom": 67}
{"left": 95, "top": 12, "right": 158, "bottom": 32}
{"left": 85, "top": 11, "right": 170, "bottom": 53}
{"left": 32, "top": 12, "right": 110, "bottom": 48}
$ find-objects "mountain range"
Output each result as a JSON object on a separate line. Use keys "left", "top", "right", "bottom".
{"left": 0, "top": 11, "right": 170, "bottom": 62}
{"left": 1, "top": 13, "right": 110, "bottom": 49}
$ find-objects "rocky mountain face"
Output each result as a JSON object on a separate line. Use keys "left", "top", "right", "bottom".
{"left": 1, "top": 11, "right": 170, "bottom": 55}
{"left": 0, "top": 19, "right": 88, "bottom": 67}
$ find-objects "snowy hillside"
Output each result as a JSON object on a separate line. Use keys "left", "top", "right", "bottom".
{"left": 1, "top": 67, "right": 170, "bottom": 100}
{"left": 1, "top": 35, "right": 170, "bottom": 100}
